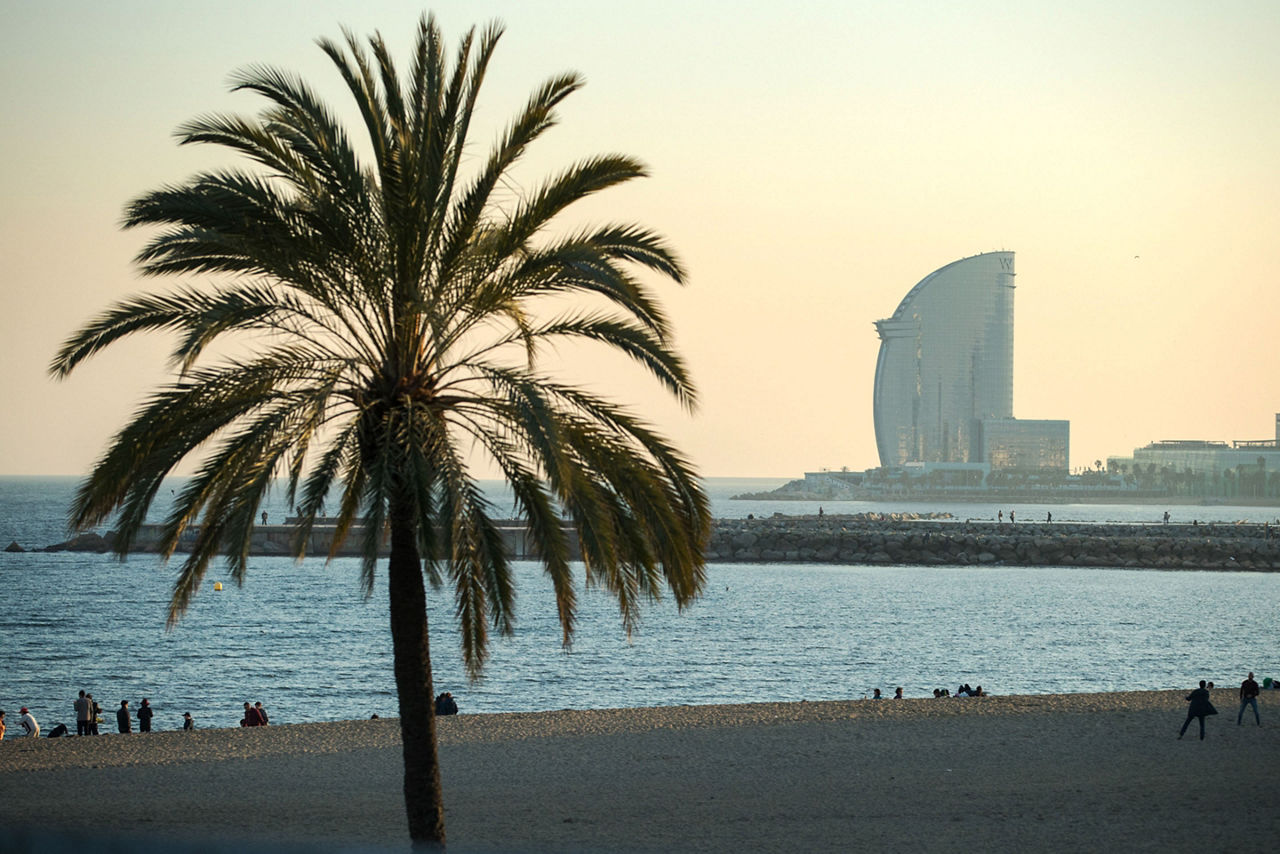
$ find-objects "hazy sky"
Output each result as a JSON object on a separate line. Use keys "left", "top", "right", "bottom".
{"left": 4, "top": 1, "right": 1278, "bottom": 478}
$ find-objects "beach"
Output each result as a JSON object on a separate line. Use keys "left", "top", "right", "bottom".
{"left": 1, "top": 690, "right": 1276, "bottom": 852}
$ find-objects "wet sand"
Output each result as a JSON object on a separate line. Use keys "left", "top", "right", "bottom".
{"left": 1, "top": 691, "right": 1276, "bottom": 852}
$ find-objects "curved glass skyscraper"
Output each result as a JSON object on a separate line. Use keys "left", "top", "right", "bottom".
{"left": 873, "top": 252, "right": 1016, "bottom": 467}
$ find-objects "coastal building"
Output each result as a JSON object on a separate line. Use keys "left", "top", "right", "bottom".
{"left": 979, "top": 418, "right": 1070, "bottom": 471}
{"left": 1108, "top": 414, "right": 1280, "bottom": 498}
{"left": 872, "top": 251, "right": 1069, "bottom": 471}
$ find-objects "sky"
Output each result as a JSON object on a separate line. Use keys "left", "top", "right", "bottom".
{"left": 3, "top": 0, "right": 1279, "bottom": 478}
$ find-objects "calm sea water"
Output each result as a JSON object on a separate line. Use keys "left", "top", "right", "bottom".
{"left": 1, "top": 476, "right": 1277, "bottom": 731}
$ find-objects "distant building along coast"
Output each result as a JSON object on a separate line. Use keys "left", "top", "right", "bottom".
{"left": 746, "top": 252, "right": 1278, "bottom": 505}
{"left": 872, "top": 251, "right": 1069, "bottom": 477}
{"left": 1108, "top": 413, "right": 1280, "bottom": 499}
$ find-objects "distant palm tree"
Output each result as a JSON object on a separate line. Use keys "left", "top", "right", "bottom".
{"left": 51, "top": 15, "right": 709, "bottom": 848}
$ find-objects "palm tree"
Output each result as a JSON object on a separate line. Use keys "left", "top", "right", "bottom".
{"left": 50, "top": 15, "right": 709, "bottom": 848}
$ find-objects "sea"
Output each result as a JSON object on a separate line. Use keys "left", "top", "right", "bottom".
{"left": 2, "top": 475, "right": 1277, "bottom": 731}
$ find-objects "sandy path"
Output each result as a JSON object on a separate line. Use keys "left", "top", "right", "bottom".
{"left": 1, "top": 691, "right": 1276, "bottom": 852}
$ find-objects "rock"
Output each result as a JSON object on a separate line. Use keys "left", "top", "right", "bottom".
{"left": 4, "top": 540, "right": 24, "bottom": 552}
{"left": 43, "top": 532, "right": 110, "bottom": 553}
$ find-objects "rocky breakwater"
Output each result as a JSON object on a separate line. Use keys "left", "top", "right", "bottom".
{"left": 706, "top": 516, "right": 1280, "bottom": 571}
{"left": 26, "top": 515, "right": 1280, "bottom": 571}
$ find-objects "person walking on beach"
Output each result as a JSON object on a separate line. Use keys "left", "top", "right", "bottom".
{"left": 74, "top": 690, "right": 92, "bottom": 736}
{"left": 1179, "top": 680, "right": 1217, "bottom": 740}
{"left": 137, "top": 698, "right": 154, "bottom": 733}
{"left": 1238, "top": 672, "right": 1261, "bottom": 726}
{"left": 116, "top": 700, "right": 132, "bottom": 734}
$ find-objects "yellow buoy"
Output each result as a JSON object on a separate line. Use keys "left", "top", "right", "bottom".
{"left": 214, "top": 582, "right": 223, "bottom": 591}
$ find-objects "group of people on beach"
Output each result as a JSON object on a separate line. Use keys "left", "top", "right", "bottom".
{"left": 240, "top": 701, "right": 270, "bottom": 727}
{"left": 1179, "top": 671, "right": 1266, "bottom": 740}
{"left": 867, "top": 685, "right": 983, "bottom": 699}
{"left": 0, "top": 691, "right": 278, "bottom": 739}
{"left": 930, "top": 684, "right": 986, "bottom": 698}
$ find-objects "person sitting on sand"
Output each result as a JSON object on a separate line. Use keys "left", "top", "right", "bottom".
{"left": 255, "top": 702, "right": 269, "bottom": 725}
{"left": 872, "top": 689, "right": 882, "bottom": 699}
{"left": 894, "top": 687, "right": 903, "bottom": 699}
{"left": 1179, "top": 680, "right": 1217, "bottom": 741}
{"left": 435, "top": 692, "right": 458, "bottom": 715}
{"left": 182, "top": 712, "right": 194, "bottom": 731}
{"left": 241, "top": 702, "right": 264, "bottom": 727}
{"left": 19, "top": 707, "right": 39, "bottom": 737}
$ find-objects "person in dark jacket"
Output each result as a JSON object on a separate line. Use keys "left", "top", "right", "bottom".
{"left": 241, "top": 702, "right": 264, "bottom": 727}
{"left": 1179, "top": 680, "right": 1217, "bottom": 740}
{"left": 435, "top": 692, "right": 458, "bottom": 715}
{"left": 137, "top": 698, "right": 154, "bottom": 733}
{"left": 116, "top": 700, "right": 132, "bottom": 734}
{"left": 1238, "top": 672, "right": 1261, "bottom": 726}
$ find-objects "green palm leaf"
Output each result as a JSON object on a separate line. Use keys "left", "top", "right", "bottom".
{"left": 51, "top": 13, "right": 708, "bottom": 848}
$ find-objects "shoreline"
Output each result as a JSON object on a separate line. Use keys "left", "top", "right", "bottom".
{"left": 3, "top": 691, "right": 1277, "bottom": 851}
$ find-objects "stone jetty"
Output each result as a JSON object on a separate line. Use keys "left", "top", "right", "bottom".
{"left": 707, "top": 515, "right": 1280, "bottom": 571}
{"left": 30, "top": 514, "right": 1280, "bottom": 571}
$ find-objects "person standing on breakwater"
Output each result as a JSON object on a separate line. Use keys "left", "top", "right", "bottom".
{"left": 137, "top": 698, "right": 154, "bottom": 733}
{"left": 182, "top": 712, "right": 194, "bottom": 731}
{"left": 1238, "top": 672, "right": 1261, "bottom": 726}
{"left": 1179, "top": 680, "right": 1216, "bottom": 740}
{"left": 74, "top": 690, "right": 92, "bottom": 736}
{"left": 1164, "top": 510, "right": 1170, "bottom": 525}
{"left": 1009, "top": 510, "right": 1015, "bottom": 524}
{"left": 116, "top": 700, "right": 132, "bottom": 734}
{"left": 88, "top": 694, "right": 100, "bottom": 735}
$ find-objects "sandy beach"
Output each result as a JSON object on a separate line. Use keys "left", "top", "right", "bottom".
{"left": 1, "top": 690, "right": 1276, "bottom": 852}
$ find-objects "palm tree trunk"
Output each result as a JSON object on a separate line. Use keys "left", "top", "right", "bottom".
{"left": 388, "top": 498, "right": 446, "bottom": 848}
